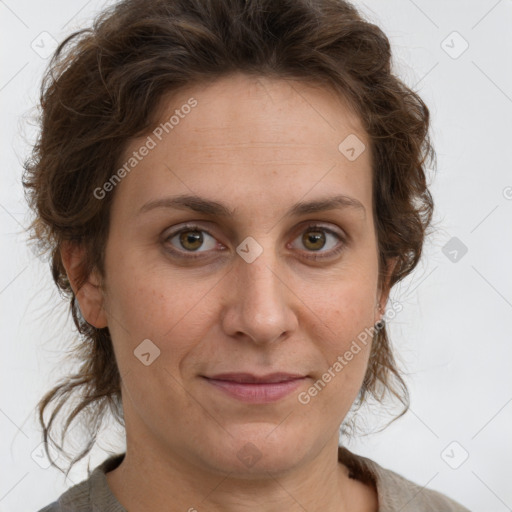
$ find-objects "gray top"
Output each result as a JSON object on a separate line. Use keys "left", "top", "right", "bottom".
{"left": 37, "top": 447, "right": 470, "bottom": 511}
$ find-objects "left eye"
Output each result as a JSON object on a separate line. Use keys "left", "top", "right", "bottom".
{"left": 164, "top": 224, "right": 345, "bottom": 260}
{"left": 289, "top": 225, "right": 344, "bottom": 258}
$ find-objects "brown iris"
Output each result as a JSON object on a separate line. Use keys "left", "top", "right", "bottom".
{"left": 302, "top": 229, "right": 326, "bottom": 251}
{"left": 179, "top": 230, "right": 204, "bottom": 251}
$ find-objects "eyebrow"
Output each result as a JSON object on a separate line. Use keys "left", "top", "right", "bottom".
{"left": 138, "top": 193, "right": 366, "bottom": 219}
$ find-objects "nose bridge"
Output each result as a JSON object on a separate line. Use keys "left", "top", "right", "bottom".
{"left": 238, "top": 238, "right": 283, "bottom": 313}
{"left": 225, "top": 235, "right": 297, "bottom": 344}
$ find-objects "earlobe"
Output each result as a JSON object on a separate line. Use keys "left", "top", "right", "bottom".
{"left": 60, "top": 241, "right": 108, "bottom": 329}
{"left": 375, "top": 256, "right": 399, "bottom": 325}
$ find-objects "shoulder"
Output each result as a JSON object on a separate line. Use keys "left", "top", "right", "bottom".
{"left": 37, "top": 502, "right": 59, "bottom": 512}
{"left": 36, "top": 453, "right": 125, "bottom": 512}
{"left": 338, "top": 446, "right": 471, "bottom": 512}
{"left": 36, "top": 479, "right": 90, "bottom": 512}
{"left": 369, "top": 461, "right": 471, "bottom": 511}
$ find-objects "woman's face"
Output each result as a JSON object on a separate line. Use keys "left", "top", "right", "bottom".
{"left": 91, "top": 73, "right": 390, "bottom": 475}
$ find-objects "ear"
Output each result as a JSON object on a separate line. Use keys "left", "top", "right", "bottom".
{"left": 60, "top": 241, "right": 108, "bottom": 328}
{"left": 375, "top": 256, "right": 399, "bottom": 324}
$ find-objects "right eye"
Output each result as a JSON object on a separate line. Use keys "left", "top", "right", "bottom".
{"left": 163, "top": 224, "right": 224, "bottom": 259}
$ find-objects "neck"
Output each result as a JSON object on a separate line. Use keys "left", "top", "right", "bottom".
{"left": 105, "top": 433, "right": 376, "bottom": 512}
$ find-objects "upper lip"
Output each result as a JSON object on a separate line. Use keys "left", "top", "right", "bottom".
{"left": 204, "top": 372, "right": 307, "bottom": 383}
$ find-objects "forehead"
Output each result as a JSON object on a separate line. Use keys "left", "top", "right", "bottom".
{"left": 149, "top": 73, "right": 365, "bottom": 152}
{"left": 113, "top": 73, "right": 372, "bottom": 219}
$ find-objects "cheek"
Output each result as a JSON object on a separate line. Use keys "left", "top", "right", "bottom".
{"left": 300, "top": 278, "right": 377, "bottom": 404}
{"left": 102, "top": 263, "right": 218, "bottom": 415}
{"left": 306, "top": 275, "right": 377, "bottom": 346}
{"left": 103, "top": 253, "right": 219, "bottom": 364}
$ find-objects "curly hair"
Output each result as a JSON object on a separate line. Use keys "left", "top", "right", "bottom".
{"left": 22, "top": 0, "right": 435, "bottom": 476}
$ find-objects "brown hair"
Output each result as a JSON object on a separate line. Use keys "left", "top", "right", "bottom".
{"left": 23, "top": 0, "right": 435, "bottom": 476}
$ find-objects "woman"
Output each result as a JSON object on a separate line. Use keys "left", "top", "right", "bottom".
{"left": 24, "top": 0, "right": 470, "bottom": 510}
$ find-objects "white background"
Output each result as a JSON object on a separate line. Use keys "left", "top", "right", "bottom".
{"left": 1, "top": 1, "right": 511, "bottom": 511}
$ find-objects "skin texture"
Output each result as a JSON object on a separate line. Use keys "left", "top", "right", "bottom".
{"left": 61, "top": 72, "right": 395, "bottom": 511}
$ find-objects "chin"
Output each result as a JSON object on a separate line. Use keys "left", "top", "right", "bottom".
{"left": 194, "top": 422, "right": 313, "bottom": 477}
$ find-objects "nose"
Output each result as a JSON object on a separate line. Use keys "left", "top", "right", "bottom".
{"left": 220, "top": 245, "right": 298, "bottom": 346}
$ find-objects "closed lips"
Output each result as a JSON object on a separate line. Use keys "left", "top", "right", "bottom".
{"left": 203, "top": 373, "right": 307, "bottom": 383}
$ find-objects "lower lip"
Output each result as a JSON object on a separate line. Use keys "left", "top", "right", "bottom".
{"left": 203, "top": 377, "right": 307, "bottom": 403}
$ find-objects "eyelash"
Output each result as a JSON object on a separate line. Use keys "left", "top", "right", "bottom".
{"left": 163, "top": 223, "right": 346, "bottom": 262}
